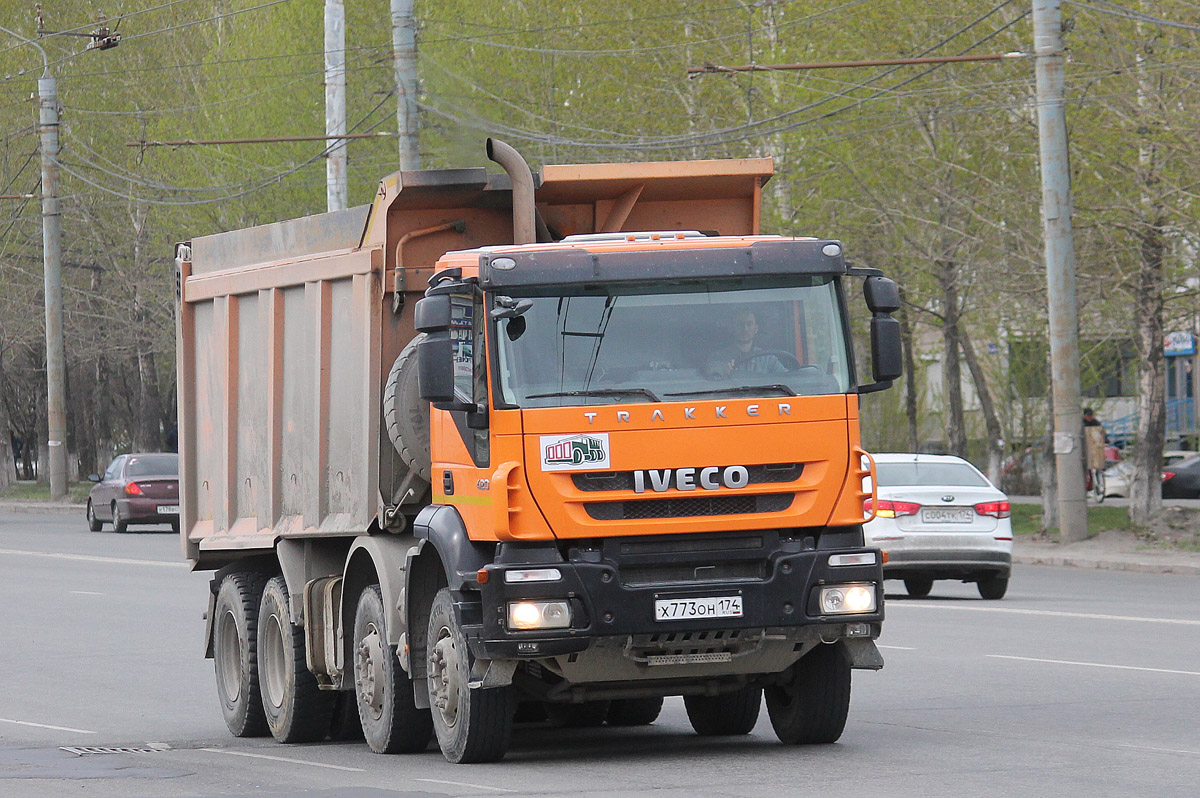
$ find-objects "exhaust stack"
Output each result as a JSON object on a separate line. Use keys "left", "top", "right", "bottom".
{"left": 485, "top": 138, "right": 536, "bottom": 245}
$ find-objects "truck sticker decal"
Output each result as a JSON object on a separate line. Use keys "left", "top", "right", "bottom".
{"left": 540, "top": 433, "right": 610, "bottom": 471}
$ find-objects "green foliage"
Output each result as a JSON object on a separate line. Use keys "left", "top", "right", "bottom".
{"left": 1010, "top": 502, "right": 1131, "bottom": 536}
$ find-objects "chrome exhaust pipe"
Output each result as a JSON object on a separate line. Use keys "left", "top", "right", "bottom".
{"left": 485, "top": 138, "right": 536, "bottom": 245}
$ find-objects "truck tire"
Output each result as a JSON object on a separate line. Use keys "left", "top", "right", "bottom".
{"left": 545, "top": 700, "right": 610, "bottom": 728}
{"left": 213, "top": 572, "right": 270, "bottom": 737}
{"left": 977, "top": 574, "right": 1008, "bottom": 600}
{"left": 383, "top": 335, "right": 431, "bottom": 481}
{"left": 765, "top": 643, "right": 851, "bottom": 745}
{"left": 904, "top": 577, "right": 933, "bottom": 598}
{"left": 258, "top": 576, "right": 336, "bottom": 743}
{"left": 352, "top": 584, "right": 432, "bottom": 754}
{"left": 606, "top": 697, "right": 664, "bottom": 726}
{"left": 684, "top": 687, "right": 762, "bottom": 736}
{"left": 427, "top": 588, "right": 515, "bottom": 763}
{"left": 328, "top": 691, "right": 364, "bottom": 741}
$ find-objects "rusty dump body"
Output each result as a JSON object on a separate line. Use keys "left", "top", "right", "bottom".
{"left": 179, "top": 145, "right": 895, "bottom": 763}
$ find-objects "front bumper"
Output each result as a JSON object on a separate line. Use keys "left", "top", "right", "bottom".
{"left": 461, "top": 532, "right": 884, "bottom": 664}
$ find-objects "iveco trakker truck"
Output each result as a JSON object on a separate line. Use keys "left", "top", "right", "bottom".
{"left": 177, "top": 139, "right": 902, "bottom": 763}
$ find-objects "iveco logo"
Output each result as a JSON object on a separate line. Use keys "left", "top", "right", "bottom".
{"left": 633, "top": 466, "right": 750, "bottom": 494}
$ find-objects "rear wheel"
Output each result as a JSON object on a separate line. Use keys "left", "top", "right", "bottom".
{"left": 352, "top": 584, "right": 432, "bottom": 754}
{"left": 606, "top": 697, "right": 664, "bottom": 726}
{"left": 977, "top": 574, "right": 1009, "bottom": 600}
{"left": 904, "top": 577, "right": 933, "bottom": 598}
{"left": 427, "top": 588, "right": 515, "bottom": 763}
{"left": 765, "top": 643, "right": 851, "bottom": 744}
{"left": 111, "top": 502, "right": 128, "bottom": 534}
{"left": 684, "top": 686, "right": 761, "bottom": 736}
{"left": 545, "top": 700, "right": 610, "bottom": 728}
{"left": 213, "top": 572, "right": 270, "bottom": 737}
{"left": 86, "top": 501, "right": 102, "bottom": 532}
{"left": 258, "top": 576, "right": 336, "bottom": 743}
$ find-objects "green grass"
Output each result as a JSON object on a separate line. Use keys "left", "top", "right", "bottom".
{"left": 1010, "top": 503, "right": 1131, "bottom": 536}
{"left": 1, "top": 481, "right": 92, "bottom": 504}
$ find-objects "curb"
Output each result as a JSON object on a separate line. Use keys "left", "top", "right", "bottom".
{"left": 0, "top": 502, "right": 85, "bottom": 515}
{"left": 1012, "top": 550, "right": 1200, "bottom": 576}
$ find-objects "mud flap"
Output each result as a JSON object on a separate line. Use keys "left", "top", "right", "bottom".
{"left": 841, "top": 638, "right": 885, "bottom": 670}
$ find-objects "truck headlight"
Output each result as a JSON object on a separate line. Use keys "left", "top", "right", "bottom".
{"left": 507, "top": 600, "right": 572, "bottom": 630}
{"left": 818, "top": 584, "right": 876, "bottom": 615}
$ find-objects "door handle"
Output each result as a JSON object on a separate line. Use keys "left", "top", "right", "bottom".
{"left": 442, "top": 470, "right": 455, "bottom": 496}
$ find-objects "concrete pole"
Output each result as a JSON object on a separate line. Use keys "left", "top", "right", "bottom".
{"left": 324, "top": 0, "right": 348, "bottom": 211}
{"left": 1032, "top": 0, "right": 1087, "bottom": 542}
{"left": 390, "top": 0, "right": 420, "bottom": 171}
{"left": 38, "top": 77, "right": 68, "bottom": 500}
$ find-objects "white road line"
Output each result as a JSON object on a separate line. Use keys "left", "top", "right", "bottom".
{"left": 988, "top": 654, "right": 1200, "bottom": 677}
{"left": 0, "top": 547, "right": 188, "bottom": 568}
{"left": 877, "top": 645, "right": 917, "bottom": 650}
{"left": 416, "top": 778, "right": 517, "bottom": 793}
{"left": 1121, "top": 744, "right": 1200, "bottom": 757}
{"left": 0, "top": 717, "right": 97, "bottom": 734}
{"left": 70, "top": 590, "right": 104, "bottom": 596}
{"left": 895, "top": 602, "right": 1200, "bottom": 626}
{"left": 200, "top": 748, "right": 365, "bottom": 772}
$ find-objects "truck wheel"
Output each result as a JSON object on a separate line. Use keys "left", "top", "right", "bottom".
{"left": 353, "top": 584, "right": 432, "bottom": 754}
{"left": 258, "top": 576, "right": 336, "bottom": 743}
{"left": 427, "top": 588, "right": 515, "bottom": 763}
{"left": 545, "top": 700, "right": 610, "bottom": 728}
{"left": 977, "top": 574, "right": 1008, "bottom": 600}
{"left": 213, "top": 572, "right": 270, "bottom": 737}
{"left": 684, "top": 686, "right": 761, "bottom": 736}
{"left": 328, "top": 691, "right": 364, "bottom": 741}
{"left": 765, "top": 643, "right": 851, "bottom": 745}
{"left": 111, "top": 502, "right": 128, "bottom": 534}
{"left": 86, "top": 501, "right": 102, "bottom": 531}
{"left": 606, "top": 697, "right": 664, "bottom": 726}
{"left": 383, "top": 335, "right": 431, "bottom": 481}
{"left": 904, "top": 577, "right": 933, "bottom": 598}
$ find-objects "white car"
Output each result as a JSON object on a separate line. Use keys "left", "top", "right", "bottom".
{"left": 1102, "top": 450, "right": 1191, "bottom": 498}
{"left": 864, "top": 453, "right": 1013, "bottom": 600}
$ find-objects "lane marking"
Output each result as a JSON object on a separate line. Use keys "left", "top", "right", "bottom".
{"left": 71, "top": 591, "right": 105, "bottom": 596}
{"left": 416, "top": 779, "right": 517, "bottom": 793}
{"left": 0, "top": 547, "right": 188, "bottom": 569}
{"left": 895, "top": 602, "right": 1200, "bottom": 626}
{"left": 0, "top": 717, "right": 97, "bottom": 734}
{"left": 1121, "top": 744, "right": 1200, "bottom": 757}
{"left": 200, "top": 748, "right": 365, "bottom": 772}
{"left": 878, "top": 645, "right": 917, "bottom": 650}
{"left": 988, "top": 654, "right": 1200, "bottom": 677}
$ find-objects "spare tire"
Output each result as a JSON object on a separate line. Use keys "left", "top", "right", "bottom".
{"left": 383, "top": 335, "right": 431, "bottom": 481}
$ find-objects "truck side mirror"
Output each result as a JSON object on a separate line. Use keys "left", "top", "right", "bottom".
{"left": 414, "top": 295, "right": 457, "bottom": 405}
{"left": 864, "top": 276, "right": 901, "bottom": 313}
{"left": 859, "top": 276, "right": 903, "bottom": 393}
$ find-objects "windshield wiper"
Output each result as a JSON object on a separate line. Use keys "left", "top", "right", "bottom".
{"left": 526, "top": 387, "right": 660, "bottom": 402}
{"left": 665, "top": 384, "right": 796, "bottom": 398}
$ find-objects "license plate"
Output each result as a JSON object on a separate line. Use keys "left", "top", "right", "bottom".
{"left": 157, "top": 505, "right": 180, "bottom": 515}
{"left": 654, "top": 595, "right": 743, "bottom": 622}
{"left": 921, "top": 507, "right": 973, "bottom": 523}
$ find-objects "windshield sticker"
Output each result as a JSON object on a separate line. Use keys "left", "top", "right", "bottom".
{"left": 541, "top": 433, "right": 610, "bottom": 471}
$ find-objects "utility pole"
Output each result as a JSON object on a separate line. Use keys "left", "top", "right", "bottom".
{"left": 0, "top": 24, "right": 67, "bottom": 501}
{"left": 1032, "top": 0, "right": 1087, "bottom": 542}
{"left": 391, "top": 0, "right": 420, "bottom": 171}
{"left": 324, "top": 0, "right": 348, "bottom": 211}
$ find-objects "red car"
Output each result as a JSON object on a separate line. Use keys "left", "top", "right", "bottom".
{"left": 86, "top": 453, "right": 180, "bottom": 533}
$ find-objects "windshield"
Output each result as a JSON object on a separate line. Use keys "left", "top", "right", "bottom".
{"left": 494, "top": 276, "right": 852, "bottom": 408}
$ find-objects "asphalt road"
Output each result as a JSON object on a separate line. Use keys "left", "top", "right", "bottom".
{"left": 1, "top": 510, "right": 1197, "bottom": 798}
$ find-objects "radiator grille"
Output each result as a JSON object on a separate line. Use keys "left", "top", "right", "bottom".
{"left": 584, "top": 493, "right": 793, "bottom": 520}
{"left": 572, "top": 463, "right": 801, "bottom": 492}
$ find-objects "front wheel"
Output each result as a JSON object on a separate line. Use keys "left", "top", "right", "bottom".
{"left": 606, "top": 696, "right": 664, "bottom": 726}
{"left": 765, "top": 643, "right": 851, "bottom": 745}
{"left": 427, "top": 588, "right": 515, "bottom": 763}
{"left": 684, "top": 686, "right": 761, "bottom": 736}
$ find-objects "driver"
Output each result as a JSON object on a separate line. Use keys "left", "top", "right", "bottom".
{"left": 704, "top": 309, "right": 787, "bottom": 378}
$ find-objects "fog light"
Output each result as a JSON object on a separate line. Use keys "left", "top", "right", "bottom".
{"left": 819, "top": 584, "right": 876, "bottom": 615}
{"left": 504, "top": 568, "right": 562, "bottom": 584}
{"left": 507, "top": 600, "right": 572, "bottom": 630}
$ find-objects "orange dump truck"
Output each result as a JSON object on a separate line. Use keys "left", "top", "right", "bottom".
{"left": 176, "top": 140, "right": 902, "bottom": 763}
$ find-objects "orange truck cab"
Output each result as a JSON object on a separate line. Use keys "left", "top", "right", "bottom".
{"left": 178, "top": 140, "right": 902, "bottom": 764}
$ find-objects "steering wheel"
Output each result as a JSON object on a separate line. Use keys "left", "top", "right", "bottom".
{"left": 730, "top": 349, "right": 804, "bottom": 372}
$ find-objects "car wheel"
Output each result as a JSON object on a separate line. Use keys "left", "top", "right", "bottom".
{"left": 904, "top": 577, "right": 933, "bottom": 598}
{"left": 977, "top": 574, "right": 1008, "bottom": 600}
{"left": 111, "top": 502, "right": 128, "bottom": 534}
{"left": 86, "top": 501, "right": 102, "bottom": 532}
{"left": 684, "top": 686, "right": 761, "bottom": 736}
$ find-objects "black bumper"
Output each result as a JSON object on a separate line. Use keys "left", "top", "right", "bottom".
{"left": 460, "top": 533, "right": 884, "bottom": 661}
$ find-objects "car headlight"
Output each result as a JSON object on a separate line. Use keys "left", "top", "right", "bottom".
{"left": 507, "top": 600, "right": 572, "bottom": 630}
{"left": 818, "top": 583, "right": 877, "bottom": 615}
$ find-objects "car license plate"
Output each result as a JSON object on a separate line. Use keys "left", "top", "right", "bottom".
{"left": 158, "top": 505, "right": 180, "bottom": 515}
{"left": 921, "top": 507, "right": 973, "bottom": 523}
{"left": 654, "top": 596, "right": 743, "bottom": 622}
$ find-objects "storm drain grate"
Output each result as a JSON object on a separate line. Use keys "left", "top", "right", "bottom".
{"left": 60, "top": 744, "right": 172, "bottom": 756}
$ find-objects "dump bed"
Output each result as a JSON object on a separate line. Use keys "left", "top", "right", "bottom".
{"left": 177, "top": 158, "right": 773, "bottom": 567}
